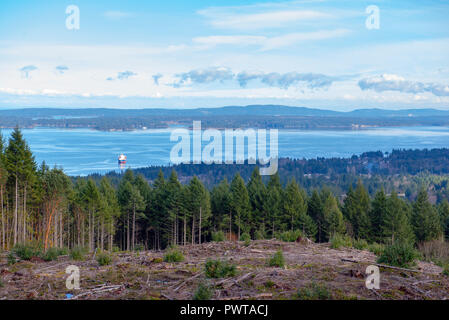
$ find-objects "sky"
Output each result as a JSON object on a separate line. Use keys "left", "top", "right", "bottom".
{"left": 0, "top": 0, "right": 448, "bottom": 110}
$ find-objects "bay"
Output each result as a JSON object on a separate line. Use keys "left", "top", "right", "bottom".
{"left": 1, "top": 126, "right": 449, "bottom": 176}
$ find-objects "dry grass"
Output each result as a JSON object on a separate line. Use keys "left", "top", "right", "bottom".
{"left": 0, "top": 240, "right": 447, "bottom": 300}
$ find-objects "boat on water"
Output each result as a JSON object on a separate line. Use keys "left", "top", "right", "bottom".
{"left": 118, "top": 154, "right": 127, "bottom": 165}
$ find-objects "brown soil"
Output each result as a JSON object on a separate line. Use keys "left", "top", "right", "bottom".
{"left": 0, "top": 240, "right": 448, "bottom": 300}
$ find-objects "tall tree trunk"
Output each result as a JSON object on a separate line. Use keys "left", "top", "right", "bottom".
{"left": 101, "top": 218, "right": 104, "bottom": 250}
{"left": 127, "top": 212, "right": 130, "bottom": 251}
{"left": 23, "top": 184, "right": 27, "bottom": 243}
{"left": 191, "top": 218, "right": 195, "bottom": 245}
{"left": 183, "top": 216, "right": 186, "bottom": 246}
{"left": 132, "top": 204, "right": 136, "bottom": 250}
{"left": 238, "top": 214, "right": 240, "bottom": 241}
{"left": 199, "top": 207, "right": 202, "bottom": 245}
{"left": 13, "top": 175, "right": 18, "bottom": 245}
{"left": 1, "top": 185, "right": 4, "bottom": 250}
{"left": 229, "top": 211, "right": 232, "bottom": 241}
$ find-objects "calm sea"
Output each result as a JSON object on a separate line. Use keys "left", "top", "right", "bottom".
{"left": 1, "top": 126, "right": 449, "bottom": 176}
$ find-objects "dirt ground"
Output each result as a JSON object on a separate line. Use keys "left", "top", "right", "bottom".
{"left": 0, "top": 240, "right": 448, "bottom": 300}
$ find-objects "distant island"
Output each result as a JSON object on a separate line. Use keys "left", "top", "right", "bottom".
{"left": 1, "top": 105, "right": 449, "bottom": 131}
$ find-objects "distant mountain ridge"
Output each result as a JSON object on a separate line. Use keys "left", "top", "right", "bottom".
{"left": 1, "top": 105, "right": 449, "bottom": 118}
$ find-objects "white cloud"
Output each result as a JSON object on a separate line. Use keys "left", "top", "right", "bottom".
{"left": 193, "top": 29, "right": 350, "bottom": 50}
{"left": 359, "top": 74, "right": 449, "bottom": 97}
{"left": 202, "top": 9, "right": 332, "bottom": 30}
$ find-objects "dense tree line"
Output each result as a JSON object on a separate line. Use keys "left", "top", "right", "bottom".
{"left": 1, "top": 128, "right": 448, "bottom": 252}
{"left": 95, "top": 148, "right": 449, "bottom": 202}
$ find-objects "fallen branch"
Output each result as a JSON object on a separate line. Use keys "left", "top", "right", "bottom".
{"left": 171, "top": 272, "right": 203, "bottom": 292}
{"left": 71, "top": 284, "right": 123, "bottom": 300}
{"left": 218, "top": 272, "right": 253, "bottom": 289}
{"left": 341, "top": 258, "right": 428, "bottom": 274}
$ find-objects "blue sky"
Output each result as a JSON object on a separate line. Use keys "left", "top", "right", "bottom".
{"left": 0, "top": 0, "right": 448, "bottom": 110}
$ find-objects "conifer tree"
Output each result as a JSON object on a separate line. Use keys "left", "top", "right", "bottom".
{"left": 438, "top": 200, "right": 449, "bottom": 239}
{"left": 383, "top": 191, "right": 414, "bottom": 244}
{"left": 322, "top": 192, "right": 345, "bottom": 240}
{"left": 0, "top": 132, "right": 7, "bottom": 249}
{"left": 343, "top": 181, "right": 371, "bottom": 240}
{"left": 265, "top": 173, "right": 282, "bottom": 238}
{"left": 412, "top": 189, "right": 442, "bottom": 242}
{"left": 247, "top": 168, "right": 267, "bottom": 237}
{"left": 230, "top": 173, "right": 251, "bottom": 240}
{"left": 187, "top": 176, "right": 211, "bottom": 244}
{"left": 308, "top": 190, "right": 324, "bottom": 242}
{"left": 211, "top": 178, "right": 232, "bottom": 234}
{"left": 370, "top": 189, "right": 387, "bottom": 242}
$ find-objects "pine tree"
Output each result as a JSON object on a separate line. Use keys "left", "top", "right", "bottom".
{"left": 247, "top": 168, "right": 267, "bottom": 237}
{"left": 438, "top": 200, "right": 449, "bottom": 240}
{"left": 412, "top": 189, "right": 442, "bottom": 242}
{"left": 0, "top": 132, "right": 7, "bottom": 249}
{"left": 40, "top": 166, "right": 71, "bottom": 249}
{"left": 4, "top": 127, "right": 36, "bottom": 245}
{"left": 308, "top": 190, "right": 324, "bottom": 242}
{"left": 148, "top": 169, "right": 166, "bottom": 249}
{"left": 166, "top": 170, "right": 182, "bottom": 246}
{"left": 211, "top": 178, "right": 232, "bottom": 234}
{"left": 322, "top": 192, "right": 345, "bottom": 240}
{"left": 383, "top": 191, "right": 414, "bottom": 244}
{"left": 343, "top": 181, "right": 371, "bottom": 240}
{"left": 187, "top": 176, "right": 211, "bottom": 244}
{"left": 230, "top": 173, "right": 251, "bottom": 240}
{"left": 370, "top": 189, "right": 387, "bottom": 242}
{"left": 265, "top": 173, "right": 282, "bottom": 238}
{"left": 99, "top": 177, "right": 120, "bottom": 250}
{"left": 83, "top": 178, "right": 101, "bottom": 250}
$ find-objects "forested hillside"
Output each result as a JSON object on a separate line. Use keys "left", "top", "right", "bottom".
{"left": 95, "top": 148, "right": 449, "bottom": 202}
{"left": 1, "top": 128, "right": 448, "bottom": 253}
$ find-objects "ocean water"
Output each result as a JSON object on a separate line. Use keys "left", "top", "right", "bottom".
{"left": 1, "top": 126, "right": 449, "bottom": 176}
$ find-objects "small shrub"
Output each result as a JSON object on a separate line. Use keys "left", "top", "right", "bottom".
{"left": 377, "top": 242, "right": 420, "bottom": 268}
{"left": 112, "top": 246, "right": 121, "bottom": 253}
{"left": 211, "top": 231, "right": 225, "bottom": 242}
{"left": 368, "top": 243, "right": 385, "bottom": 256}
{"left": 193, "top": 282, "right": 212, "bottom": 300}
{"left": 418, "top": 240, "right": 449, "bottom": 266}
{"left": 70, "top": 247, "right": 86, "bottom": 261}
{"left": 241, "top": 233, "right": 251, "bottom": 246}
{"left": 12, "top": 243, "right": 42, "bottom": 261}
{"left": 254, "top": 229, "right": 265, "bottom": 240}
{"left": 240, "top": 232, "right": 251, "bottom": 242}
{"left": 442, "top": 264, "right": 449, "bottom": 276}
{"left": 0, "top": 278, "right": 4, "bottom": 288}
{"left": 96, "top": 252, "right": 112, "bottom": 266}
{"left": 268, "top": 250, "right": 285, "bottom": 268}
{"left": 163, "top": 248, "right": 184, "bottom": 263}
{"left": 205, "top": 259, "right": 236, "bottom": 278}
{"left": 277, "top": 230, "right": 303, "bottom": 242}
{"left": 264, "top": 280, "right": 275, "bottom": 288}
{"left": 42, "top": 248, "right": 61, "bottom": 261}
{"left": 7, "top": 252, "right": 16, "bottom": 265}
{"left": 297, "top": 282, "right": 332, "bottom": 300}
{"left": 353, "top": 239, "right": 369, "bottom": 250}
{"left": 134, "top": 244, "right": 145, "bottom": 252}
{"left": 330, "top": 234, "right": 352, "bottom": 249}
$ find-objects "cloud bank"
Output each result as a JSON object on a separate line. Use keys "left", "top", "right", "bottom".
{"left": 19, "top": 65, "right": 38, "bottom": 79}
{"left": 359, "top": 74, "right": 449, "bottom": 97}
